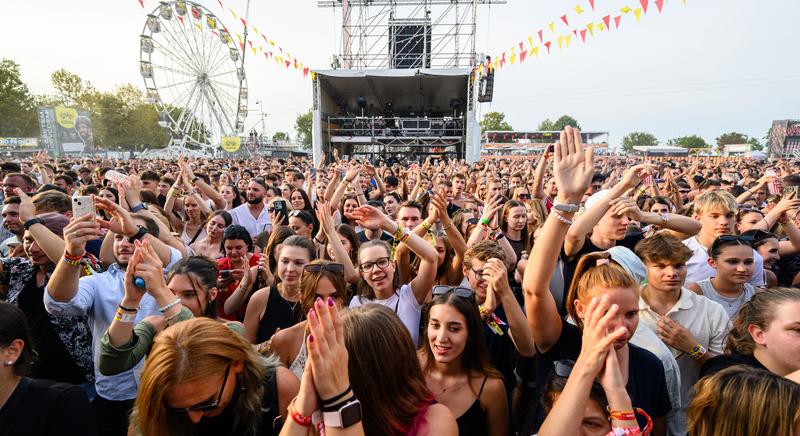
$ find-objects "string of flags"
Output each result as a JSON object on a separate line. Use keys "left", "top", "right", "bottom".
{"left": 137, "top": 0, "right": 310, "bottom": 79}
{"left": 477, "top": 0, "right": 683, "bottom": 76}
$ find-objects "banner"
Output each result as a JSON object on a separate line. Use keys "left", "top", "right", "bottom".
{"left": 0, "top": 138, "right": 38, "bottom": 147}
{"left": 37, "top": 106, "right": 95, "bottom": 156}
{"left": 221, "top": 136, "right": 242, "bottom": 152}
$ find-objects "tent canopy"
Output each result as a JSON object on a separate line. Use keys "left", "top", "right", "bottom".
{"left": 314, "top": 68, "right": 471, "bottom": 116}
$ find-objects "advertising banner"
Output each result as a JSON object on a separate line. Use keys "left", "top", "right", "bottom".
{"left": 37, "top": 106, "right": 95, "bottom": 156}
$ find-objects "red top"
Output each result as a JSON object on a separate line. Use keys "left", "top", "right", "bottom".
{"left": 216, "top": 253, "right": 261, "bottom": 321}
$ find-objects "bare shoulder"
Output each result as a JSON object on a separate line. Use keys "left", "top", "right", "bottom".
{"left": 480, "top": 376, "right": 506, "bottom": 400}
{"left": 423, "top": 403, "right": 458, "bottom": 436}
{"left": 270, "top": 322, "right": 306, "bottom": 365}
{"left": 248, "top": 286, "right": 272, "bottom": 306}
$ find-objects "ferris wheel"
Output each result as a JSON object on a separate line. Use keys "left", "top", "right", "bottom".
{"left": 139, "top": 0, "right": 247, "bottom": 151}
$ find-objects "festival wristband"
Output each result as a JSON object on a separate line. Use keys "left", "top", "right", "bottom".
{"left": 288, "top": 398, "right": 312, "bottom": 427}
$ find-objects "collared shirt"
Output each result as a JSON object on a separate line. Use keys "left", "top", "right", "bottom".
{"left": 229, "top": 203, "right": 271, "bottom": 237}
{"left": 682, "top": 236, "right": 765, "bottom": 286}
{"left": 638, "top": 288, "right": 731, "bottom": 411}
{"left": 43, "top": 246, "right": 183, "bottom": 401}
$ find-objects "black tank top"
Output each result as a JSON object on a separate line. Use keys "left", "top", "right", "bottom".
{"left": 256, "top": 285, "right": 304, "bottom": 343}
{"left": 455, "top": 375, "right": 489, "bottom": 436}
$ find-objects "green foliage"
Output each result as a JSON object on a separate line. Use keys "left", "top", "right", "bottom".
{"left": 538, "top": 115, "right": 581, "bottom": 131}
{"left": 273, "top": 131, "right": 289, "bottom": 142}
{"left": 0, "top": 59, "right": 38, "bottom": 136}
{"left": 746, "top": 136, "right": 764, "bottom": 151}
{"left": 668, "top": 135, "right": 708, "bottom": 149}
{"left": 295, "top": 110, "right": 312, "bottom": 150}
{"left": 480, "top": 111, "right": 512, "bottom": 133}
{"left": 621, "top": 132, "right": 659, "bottom": 153}
{"left": 715, "top": 132, "right": 749, "bottom": 147}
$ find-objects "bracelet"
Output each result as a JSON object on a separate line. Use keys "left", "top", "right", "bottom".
{"left": 62, "top": 256, "right": 81, "bottom": 266}
{"left": 321, "top": 394, "right": 356, "bottom": 412}
{"left": 23, "top": 217, "right": 44, "bottom": 230}
{"left": 114, "top": 309, "right": 136, "bottom": 323}
{"left": 441, "top": 221, "right": 452, "bottom": 231}
{"left": 158, "top": 298, "right": 182, "bottom": 313}
{"left": 479, "top": 217, "right": 490, "bottom": 226}
{"left": 608, "top": 409, "right": 636, "bottom": 421}
{"left": 493, "top": 230, "right": 506, "bottom": 241}
{"left": 321, "top": 385, "right": 353, "bottom": 406}
{"left": 551, "top": 210, "right": 574, "bottom": 225}
{"left": 421, "top": 220, "right": 432, "bottom": 232}
{"left": 288, "top": 398, "right": 313, "bottom": 427}
{"left": 608, "top": 428, "right": 641, "bottom": 436}
{"left": 63, "top": 252, "right": 83, "bottom": 262}
{"left": 688, "top": 343, "right": 707, "bottom": 360}
{"left": 118, "top": 304, "right": 139, "bottom": 313}
{"left": 163, "top": 313, "right": 179, "bottom": 327}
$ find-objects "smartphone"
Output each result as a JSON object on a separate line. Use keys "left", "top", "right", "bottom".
{"left": 104, "top": 170, "right": 128, "bottom": 184}
{"left": 219, "top": 269, "right": 233, "bottom": 279}
{"left": 273, "top": 200, "right": 288, "bottom": 224}
{"left": 783, "top": 186, "right": 798, "bottom": 198}
{"left": 547, "top": 144, "right": 555, "bottom": 153}
{"left": 72, "top": 196, "right": 95, "bottom": 218}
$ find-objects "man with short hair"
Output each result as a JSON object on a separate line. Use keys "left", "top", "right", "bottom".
{"left": 229, "top": 178, "right": 271, "bottom": 237}
{"left": 54, "top": 174, "right": 75, "bottom": 196}
{"left": 2, "top": 172, "right": 35, "bottom": 198}
{"left": 139, "top": 170, "right": 160, "bottom": 195}
{"left": 397, "top": 201, "right": 423, "bottom": 231}
{"left": 0, "top": 197, "right": 23, "bottom": 257}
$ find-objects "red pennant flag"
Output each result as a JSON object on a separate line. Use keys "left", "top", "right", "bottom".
{"left": 572, "top": 29, "right": 578, "bottom": 37}
{"left": 500, "top": 52, "right": 506, "bottom": 66}
{"left": 614, "top": 15, "right": 622, "bottom": 28}
{"left": 654, "top": 0, "right": 664, "bottom": 12}
{"left": 239, "top": 42, "right": 244, "bottom": 51}
{"left": 519, "top": 42, "right": 524, "bottom": 51}
{"left": 261, "top": 33, "right": 267, "bottom": 42}
{"left": 579, "top": 29, "right": 587, "bottom": 42}
{"left": 538, "top": 29, "right": 544, "bottom": 43}
{"left": 241, "top": 17, "right": 247, "bottom": 28}
{"left": 303, "top": 67, "right": 309, "bottom": 77}
{"left": 294, "top": 58, "right": 298, "bottom": 68}
{"left": 544, "top": 41, "right": 552, "bottom": 53}
{"left": 269, "top": 51, "right": 273, "bottom": 58}
{"left": 560, "top": 15, "right": 569, "bottom": 26}
{"left": 285, "top": 60, "right": 291, "bottom": 68}
{"left": 177, "top": 16, "right": 185, "bottom": 26}
{"left": 217, "top": 0, "right": 223, "bottom": 7}
{"left": 603, "top": 15, "right": 611, "bottom": 29}
{"left": 264, "top": 52, "right": 269, "bottom": 60}
{"left": 519, "top": 50, "right": 527, "bottom": 62}
{"left": 138, "top": 0, "right": 144, "bottom": 8}
{"left": 639, "top": 0, "right": 649, "bottom": 13}
{"left": 588, "top": 0, "right": 595, "bottom": 11}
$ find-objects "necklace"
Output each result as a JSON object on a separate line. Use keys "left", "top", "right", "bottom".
{"left": 433, "top": 376, "right": 468, "bottom": 395}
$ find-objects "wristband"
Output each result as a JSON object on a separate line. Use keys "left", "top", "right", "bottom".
{"left": 158, "top": 298, "right": 182, "bottom": 313}
{"left": 114, "top": 309, "right": 137, "bottom": 323}
{"left": 63, "top": 252, "right": 83, "bottom": 262}
{"left": 688, "top": 343, "right": 707, "bottom": 360}
{"left": 118, "top": 304, "right": 139, "bottom": 313}
{"left": 62, "top": 256, "right": 81, "bottom": 266}
{"left": 551, "top": 210, "right": 574, "bottom": 225}
{"left": 321, "top": 385, "right": 353, "bottom": 406}
{"left": 288, "top": 398, "right": 312, "bottom": 427}
{"left": 23, "top": 217, "right": 43, "bottom": 230}
{"left": 479, "top": 217, "right": 490, "bottom": 226}
{"left": 128, "top": 225, "right": 148, "bottom": 243}
{"left": 130, "top": 203, "right": 148, "bottom": 213}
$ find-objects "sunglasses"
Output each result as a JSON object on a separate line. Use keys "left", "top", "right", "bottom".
{"left": 166, "top": 362, "right": 231, "bottom": 414}
{"left": 712, "top": 234, "right": 754, "bottom": 251}
{"left": 466, "top": 217, "right": 480, "bottom": 225}
{"left": 304, "top": 263, "right": 344, "bottom": 274}
{"left": 738, "top": 207, "right": 764, "bottom": 217}
{"left": 432, "top": 285, "right": 475, "bottom": 300}
{"left": 518, "top": 193, "right": 531, "bottom": 200}
{"left": 359, "top": 257, "right": 391, "bottom": 272}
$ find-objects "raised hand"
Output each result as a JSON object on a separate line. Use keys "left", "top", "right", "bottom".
{"left": 620, "top": 164, "right": 655, "bottom": 190}
{"left": 94, "top": 195, "right": 139, "bottom": 237}
{"left": 351, "top": 205, "right": 391, "bottom": 231}
{"left": 576, "top": 295, "right": 628, "bottom": 375}
{"left": 122, "top": 246, "right": 147, "bottom": 307}
{"left": 315, "top": 202, "right": 337, "bottom": 236}
{"left": 13, "top": 188, "right": 36, "bottom": 222}
{"left": 63, "top": 214, "right": 102, "bottom": 258}
{"left": 608, "top": 196, "right": 643, "bottom": 221}
{"left": 553, "top": 126, "right": 595, "bottom": 203}
{"left": 307, "top": 297, "right": 350, "bottom": 400}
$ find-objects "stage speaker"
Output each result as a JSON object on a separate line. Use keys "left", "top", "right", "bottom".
{"left": 389, "top": 19, "right": 431, "bottom": 69}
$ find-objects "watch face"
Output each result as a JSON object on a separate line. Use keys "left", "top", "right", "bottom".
{"left": 340, "top": 401, "right": 362, "bottom": 427}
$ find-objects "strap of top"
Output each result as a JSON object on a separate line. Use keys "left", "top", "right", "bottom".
{"left": 477, "top": 375, "right": 489, "bottom": 398}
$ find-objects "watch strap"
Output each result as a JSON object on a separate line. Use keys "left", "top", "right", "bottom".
{"left": 23, "top": 217, "right": 44, "bottom": 230}
{"left": 553, "top": 200, "right": 580, "bottom": 213}
{"left": 128, "top": 225, "right": 148, "bottom": 243}
{"left": 322, "top": 399, "right": 362, "bottom": 428}
{"left": 130, "top": 203, "right": 148, "bottom": 213}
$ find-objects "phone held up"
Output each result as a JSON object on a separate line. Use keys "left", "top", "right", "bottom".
{"left": 72, "top": 196, "right": 95, "bottom": 219}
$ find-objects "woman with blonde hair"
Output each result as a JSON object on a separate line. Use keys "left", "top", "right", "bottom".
{"left": 688, "top": 366, "right": 800, "bottom": 436}
{"left": 133, "top": 317, "right": 299, "bottom": 436}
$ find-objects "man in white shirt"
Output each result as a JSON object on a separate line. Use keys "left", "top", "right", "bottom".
{"left": 229, "top": 178, "right": 271, "bottom": 237}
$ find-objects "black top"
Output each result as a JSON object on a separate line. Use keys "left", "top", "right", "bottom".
{"left": 256, "top": 285, "right": 304, "bottom": 343}
{"left": 455, "top": 376, "right": 489, "bottom": 436}
{"left": 699, "top": 353, "right": 766, "bottom": 379}
{"left": 483, "top": 305, "right": 516, "bottom": 395}
{"left": 532, "top": 318, "right": 671, "bottom": 432}
{"left": 0, "top": 377, "right": 96, "bottom": 436}
{"left": 560, "top": 233, "right": 644, "bottom": 310}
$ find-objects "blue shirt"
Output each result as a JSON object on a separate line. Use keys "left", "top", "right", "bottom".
{"left": 43, "top": 247, "right": 182, "bottom": 401}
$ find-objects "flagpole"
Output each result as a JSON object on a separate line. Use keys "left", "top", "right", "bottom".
{"left": 236, "top": 0, "right": 250, "bottom": 138}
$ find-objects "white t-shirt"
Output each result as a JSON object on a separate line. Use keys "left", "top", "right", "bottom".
{"left": 638, "top": 288, "right": 731, "bottom": 412}
{"left": 229, "top": 203, "right": 271, "bottom": 237}
{"left": 683, "top": 236, "right": 765, "bottom": 286}
{"left": 349, "top": 284, "right": 421, "bottom": 346}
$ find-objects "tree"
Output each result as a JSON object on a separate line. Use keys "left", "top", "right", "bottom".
{"left": 621, "top": 132, "right": 658, "bottom": 153}
{"left": 538, "top": 115, "right": 581, "bottom": 131}
{"left": 0, "top": 59, "right": 38, "bottom": 136}
{"left": 480, "top": 111, "right": 512, "bottom": 133}
{"left": 294, "top": 110, "right": 312, "bottom": 150}
{"left": 537, "top": 118, "right": 555, "bottom": 130}
{"left": 746, "top": 136, "right": 764, "bottom": 152}
{"left": 716, "top": 132, "right": 748, "bottom": 148}
{"left": 50, "top": 69, "right": 96, "bottom": 108}
{"left": 668, "top": 135, "right": 708, "bottom": 149}
{"left": 273, "top": 131, "right": 289, "bottom": 142}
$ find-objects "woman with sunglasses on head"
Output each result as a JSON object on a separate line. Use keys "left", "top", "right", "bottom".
{"left": 133, "top": 317, "right": 299, "bottom": 436}
{"left": 349, "top": 203, "right": 438, "bottom": 347}
{"left": 418, "top": 286, "right": 509, "bottom": 436}
{"left": 220, "top": 184, "right": 242, "bottom": 210}
{"left": 217, "top": 225, "right": 262, "bottom": 320}
{"left": 314, "top": 202, "right": 360, "bottom": 284}
{"left": 685, "top": 236, "right": 757, "bottom": 320}
{"left": 268, "top": 260, "right": 349, "bottom": 380}
{"left": 244, "top": 236, "right": 316, "bottom": 344}
{"left": 523, "top": 127, "right": 671, "bottom": 436}
{"left": 190, "top": 210, "right": 232, "bottom": 260}
{"left": 100, "top": 243, "right": 229, "bottom": 376}
{"left": 0, "top": 302, "right": 96, "bottom": 436}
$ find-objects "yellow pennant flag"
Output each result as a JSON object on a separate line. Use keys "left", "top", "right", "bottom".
{"left": 253, "top": 25, "right": 259, "bottom": 34}
{"left": 195, "top": 22, "right": 202, "bottom": 31}
{"left": 549, "top": 22, "right": 555, "bottom": 33}
{"left": 621, "top": 6, "right": 632, "bottom": 13}
{"left": 557, "top": 35, "right": 564, "bottom": 49}
{"left": 634, "top": 7, "right": 643, "bottom": 21}
{"left": 565, "top": 34, "right": 572, "bottom": 47}
{"left": 251, "top": 46, "right": 257, "bottom": 55}
{"left": 528, "top": 35, "right": 534, "bottom": 49}
{"left": 597, "top": 22, "right": 605, "bottom": 31}
{"left": 587, "top": 22, "right": 595, "bottom": 36}
{"left": 492, "top": 60, "right": 498, "bottom": 70}
{"left": 574, "top": 4, "right": 584, "bottom": 14}
{"left": 509, "top": 48, "right": 517, "bottom": 65}
{"left": 530, "top": 46, "right": 540, "bottom": 58}
{"left": 228, "top": 7, "right": 237, "bottom": 18}
{"left": 310, "top": 72, "right": 316, "bottom": 80}
{"left": 269, "top": 40, "right": 275, "bottom": 46}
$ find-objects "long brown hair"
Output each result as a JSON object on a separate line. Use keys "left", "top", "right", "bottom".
{"left": 133, "top": 318, "right": 271, "bottom": 436}
{"left": 419, "top": 292, "right": 502, "bottom": 387}
{"left": 500, "top": 200, "right": 531, "bottom": 251}
{"left": 725, "top": 287, "right": 800, "bottom": 354}
{"left": 566, "top": 252, "right": 638, "bottom": 329}
{"left": 299, "top": 260, "right": 350, "bottom": 314}
{"left": 343, "top": 305, "right": 434, "bottom": 436}
{"left": 355, "top": 240, "right": 401, "bottom": 301}
{"left": 688, "top": 366, "right": 800, "bottom": 436}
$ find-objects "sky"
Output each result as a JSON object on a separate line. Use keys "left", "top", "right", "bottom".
{"left": 2, "top": 0, "right": 799, "bottom": 147}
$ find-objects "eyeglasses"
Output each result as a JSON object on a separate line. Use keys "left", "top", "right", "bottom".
{"left": 359, "top": 257, "right": 391, "bottom": 272}
{"left": 679, "top": 190, "right": 691, "bottom": 194}
{"left": 166, "top": 362, "right": 231, "bottom": 414}
{"left": 432, "top": 285, "right": 475, "bottom": 300}
{"left": 465, "top": 217, "right": 480, "bottom": 225}
{"left": 470, "top": 267, "right": 486, "bottom": 280}
{"left": 304, "top": 263, "right": 344, "bottom": 274}
{"left": 518, "top": 193, "right": 531, "bottom": 200}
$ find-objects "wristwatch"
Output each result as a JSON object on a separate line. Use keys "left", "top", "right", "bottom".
{"left": 131, "top": 203, "right": 149, "bottom": 213}
{"left": 552, "top": 200, "right": 580, "bottom": 213}
{"left": 23, "top": 217, "right": 44, "bottom": 230}
{"left": 128, "top": 225, "right": 148, "bottom": 243}
{"left": 322, "top": 399, "right": 362, "bottom": 428}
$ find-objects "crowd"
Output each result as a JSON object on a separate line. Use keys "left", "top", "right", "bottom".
{"left": 0, "top": 126, "right": 799, "bottom": 436}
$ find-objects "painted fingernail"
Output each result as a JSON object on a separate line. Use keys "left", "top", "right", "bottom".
{"left": 327, "top": 296, "right": 334, "bottom": 306}
{"left": 308, "top": 334, "right": 314, "bottom": 342}
{"left": 308, "top": 309, "right": 315, "bottom": 319}
{"left": 316, "top": 296, "right": 323, "bottom": 305}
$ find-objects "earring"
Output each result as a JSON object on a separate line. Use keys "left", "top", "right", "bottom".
{"left": 4, "top": 361, "right": 14, "bottom": 366}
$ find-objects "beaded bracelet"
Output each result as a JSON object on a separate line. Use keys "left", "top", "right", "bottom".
{"left": 688, "top": 343, "right": 707, "bottom": 360}
{"left": 551, "top": 210, "right": 574, "bottom": 225}
{"left": 158, "top": 298, "right": 182, "bottom": 314}
{"left": 62, "top": 256, "right": 81, "bottom": 266}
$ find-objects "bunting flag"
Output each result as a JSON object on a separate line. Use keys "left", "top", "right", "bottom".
{"left": 580, "top": 28, "right": 587, "bottom": 42}
{"left": 549, "top": 22, "right": 555, "bottom": 33}
{"left": 614, "top": 15, "right": 622, "bottom": 28}
{"left": 176, "top": 15, "right": 184, "bottom": 26}
{"left": 587, "top": 22, "right": 595, "bottom": 36}
{"left": 557, "top": 35, "right": 564, "bottom": 49}
{"left": 634, "top": 7, "right": 643, "bottom": 21}
{"left": 538, "top": 29, "right": 544, "bottom": 43}
{"left": 519, "top": 49, "right": 528, "bottom": 62}
{"left": 560, "top": 15, "right": 569, "bottom": 26}
{"left": 138, "top": 0, "right": 144, "bottom": 8}
{"left": 639, "top": 0, "right": 649, "bottom": 14}
{"left": 597, "top": 22, "right": 605, "bottom": 31}
{"left": 603, "top": 15, "right": 611, "bottom": 29}
{"left": 544, "top": 41, "right": 552, "bottom": 53}
{"left": 574, "top": 4, "right": 584, "bottom": 14}
{"left": 621, "top": 6, "right": 632, "bottom": 13}
{"left": 588, "top": 0, "right": 595, "bottom": 11}
{"left": 565, "top": 34, "right": 572, "bottom": 47}
{"left": 655, "top": 0, "right": 664, "bottom": 12}
{"left": 207, "top": 16, "right": 216, "bottom": 29}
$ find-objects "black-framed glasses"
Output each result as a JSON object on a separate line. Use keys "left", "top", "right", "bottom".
{"left": 359, "top": 257, "right": 391, "bottom": 272}
{"left": 470, "top": 267, "right": 486, "bottom": 280}
{"left": 304, "top": 263, "right": 344, "bottom": 274}
{"left": 432, "top": 285, "right": 475, "bottom": 300}
{"left": 166, "top": 362, "right": 231, "bottom": 414}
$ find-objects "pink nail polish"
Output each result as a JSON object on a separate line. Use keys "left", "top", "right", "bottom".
{"left": 308, "top": 334, "right": 314, "bottom": 342}
{"left": 327, "top": 296, "right": 334, "bottom": 306}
